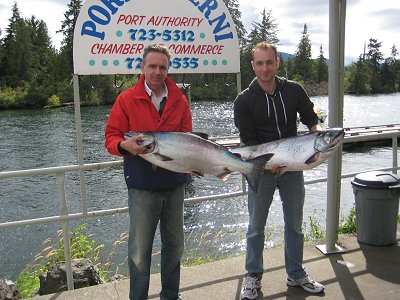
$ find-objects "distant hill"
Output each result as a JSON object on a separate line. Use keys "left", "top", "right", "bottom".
{"left": 279, "top": 52, "right": 294, "bottom": 62}
{"left": 279, "top": 52, "right": 330, "bottom": 65}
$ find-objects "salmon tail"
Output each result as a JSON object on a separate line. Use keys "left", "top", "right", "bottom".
{"left": 244, "top": 153, "right": 274, "bottom": 192}
{"left": 216, "top": 168, "right": 231, "bottom": 181}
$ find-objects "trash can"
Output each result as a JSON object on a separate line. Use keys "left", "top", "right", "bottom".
{"left": 351, "top": 171, "right": 400, "bottom": 246}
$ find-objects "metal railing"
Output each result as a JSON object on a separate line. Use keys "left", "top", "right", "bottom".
{"left": 0, "top": 132, "right": 399, "bottom": 290}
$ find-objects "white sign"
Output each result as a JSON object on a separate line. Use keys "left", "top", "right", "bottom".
{"left": 73, "top": 0, "right": 240, "bottom": 75}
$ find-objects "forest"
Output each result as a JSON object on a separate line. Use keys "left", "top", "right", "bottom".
{"left": 0, "top": 0, "right": 399, "bottom": 109}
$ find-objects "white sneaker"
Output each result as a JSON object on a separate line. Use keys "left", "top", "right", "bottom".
{"left": 286, "top": 274, "right": 324, "bottom": 293}
{"left": 241, "top": 274, "right": 262, "bottom": 300}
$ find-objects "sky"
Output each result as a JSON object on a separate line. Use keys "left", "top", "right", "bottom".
{"left": 0, "top": 0, "right": 399, "bottom": 65}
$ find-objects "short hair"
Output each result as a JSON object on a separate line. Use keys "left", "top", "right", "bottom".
{"left": 252, "top": 42, "right": 278, "bottom": 60}
{"left": 142, "top": 44, "right": 171, "bottom": 64}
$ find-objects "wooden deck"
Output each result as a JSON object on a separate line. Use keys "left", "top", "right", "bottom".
{"left": 212, "top": 124, "right": 400, "bottom": 149}
{"left": 343, "top": 124, "right": 400, "bottom": 146}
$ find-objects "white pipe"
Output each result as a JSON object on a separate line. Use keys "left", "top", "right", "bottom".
{"left": 0, "top": 161, "right": 123, "bottom": 179}
{"left": 237, "top": 72, "right": 247, "bottom": 193}
{"left": 393, "top": 136, "right": 398, "bottom": 174}
{"left": 56, "top": 173, "right": 74, "bottom": 291}
{"left": 1, "top": 162, "right": 398, "bottom": 231}
{"left": 324, "top": 0, "right": 346, "bottom": 253}
{"left": 73, "top": 75, "right": 88, "bottom": 215}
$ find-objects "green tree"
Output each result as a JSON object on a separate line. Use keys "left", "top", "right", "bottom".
{"left": 284, "top": 58, "right": 295, "bottom": 80}
{"left": 27, "top": 16, "right": 56, "bottom": 85}
{"left": 239, "top": 9, "right": 279, "bottom": 89}
{"left": 344, "top": 56, "right": 372, "bottom": 94}
{"left": 22, "top": 15, "right": 58, "bottom": 108}
{"left": 366, "top": 38, "right": 383, "bottom": 71}
{"left": 316, "top": 45, "right": 328, "bottom": 83}
{"left": 239, "top": 27, "right": 260, "bottom": 89}
{"left": 57, "top": 0, "right": 82, "bottom": 76}
{"left": 1, "top": 1, "right": 21, "bottom": 50}
{"left": 384, "top": 44, "right": 400, "bottom": 92}
{"left": 292, "top": 23, "right": 314, "bottom": 82}
{"left": 0, "top": 1, "right": 29, "bottom": 87}
{"left": 380, "top": 59, "right": 395, "bottom": 92}
{"left": 0, "top": 1, "right": 67, "bottom": 107}
{"left": 277, "top": 52, "right": 287, "bottom": 78}
{"left": 0, "top": 29, "right": 3, "bottom": 73}
{"left": 251, "top": 9, "right": 279, "bottom": 45}
{"left": 221, "top": 0, "right": 247, "bottom": 98}
{"left": 223, "top": 0, "right": 247, "bottom": 47}
{"left": 366, "top": 38, "right": 384, "bottom": 93}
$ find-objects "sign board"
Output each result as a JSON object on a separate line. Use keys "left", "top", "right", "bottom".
{"left": 73, "top": 0, "right": 240, "bottom": 75}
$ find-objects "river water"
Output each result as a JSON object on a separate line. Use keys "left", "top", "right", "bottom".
{"left": 0, "top": 93, "right": 399, "bottom": 280}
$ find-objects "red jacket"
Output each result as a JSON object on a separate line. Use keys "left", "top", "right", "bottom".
{"left": 105, "top": 75, "right": 192, "bottom": 190}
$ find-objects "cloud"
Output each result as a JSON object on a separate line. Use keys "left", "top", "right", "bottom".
{"left": 1, "top": 0, "right": 398, "bottom": 63}
{"left": 240, "top": 3, "right": 261, "bottom": 31}
{"left": 275, "top": 0, "right": 328, "bottom": 18}
{"left": 240, "top": 0, "right": 399, "bottom": 63}
{"left": 371, "top": 8, "right": 400, "bottom": 31}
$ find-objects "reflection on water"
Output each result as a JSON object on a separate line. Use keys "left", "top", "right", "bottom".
{"left": 0, "top": 93, "right": 399, "bottom": 279}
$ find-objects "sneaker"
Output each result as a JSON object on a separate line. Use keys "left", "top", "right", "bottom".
{"left": 286, "top": 274, "right": 324, "bottom": 294}
{"left": 241, "top": 274, "right": 262, "bottom": 300}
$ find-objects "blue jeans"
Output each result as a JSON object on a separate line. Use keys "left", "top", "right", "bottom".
{"left": 245, "top": 171, "right": 307, "bottom": 279}
{"left": 127, "top": 185, "right": 184, "bottom": 300}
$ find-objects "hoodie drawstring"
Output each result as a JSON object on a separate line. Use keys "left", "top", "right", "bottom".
{"left": 278, "top": 91, "right": 288, "bottom": 124}
{"left": 265, "top": 94, "right": 271, "bottom": 117}
{"left": 266, "top": 92, "right": 288, "bottom": 139}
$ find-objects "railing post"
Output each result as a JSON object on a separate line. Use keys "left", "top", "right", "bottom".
{"left": 73, "top": 74, "right": 88, "bottom": 215}
{"left": 316, "top": 0, "right": 346, "bottom": 255}
{"left": 56, "top": 172, "right": 74, "bottom": 291}
{"left": 236, "top": 72, "right": 248, "bottom": 194}
{"left": 393, "top": 136, "right": 398, "bottom": 174}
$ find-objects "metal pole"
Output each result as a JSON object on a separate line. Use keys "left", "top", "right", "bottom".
{"left": 56, "top": 173, "right": 74, "bottom": 290}
{"left": 236, "top": 72, "right": 247, "bottom": 193}
{"left": 316, "top": 0, "right": 346, "bottom": 254}
{"left": 73, "top": 74, "right": 88, "bottom": 215}
{"left": 393, "top": 136, "right": 398, "bottom": 174}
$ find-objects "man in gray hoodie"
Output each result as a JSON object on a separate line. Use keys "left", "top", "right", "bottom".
{"left": 234, "top": 42, "right": 324, "bottom": 300}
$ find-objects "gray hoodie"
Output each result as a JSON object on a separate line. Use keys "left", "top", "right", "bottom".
{"left": 234, "top": 76, "right": 319, "bottom": 146}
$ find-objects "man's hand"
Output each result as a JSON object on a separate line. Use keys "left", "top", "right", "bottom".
{"left": 310, "top": 124, "right": 322, "bottom": 133}
{"left": 270, "top": 165, "right": 284, "bottom": 176}
{"left": 120, "top": 135, "right": 146, "bottom": 155}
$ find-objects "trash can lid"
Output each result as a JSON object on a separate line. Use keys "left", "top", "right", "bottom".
{"left": 351, "top": 171, "right": 400, "bottom": 189}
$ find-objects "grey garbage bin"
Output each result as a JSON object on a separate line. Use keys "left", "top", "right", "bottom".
{"left": 351, "top": 171, "right": 400, "bottom": 246}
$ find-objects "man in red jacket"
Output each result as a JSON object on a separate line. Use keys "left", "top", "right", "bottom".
{"left": 105, "top": 44, "right": 192, "bottom": 300}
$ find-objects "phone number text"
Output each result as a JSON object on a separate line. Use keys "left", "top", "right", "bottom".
{"left": 125, "top": 57, "right": 199, "bottom": 70}
{"left": 128, "top": 29, "right": 195, "bottom": 42}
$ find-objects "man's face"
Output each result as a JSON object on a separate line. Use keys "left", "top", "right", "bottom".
{"left": 251, "top": 48, "right": 280, "bottom": 84}
{"left": 141, "top": 52, "right": 169, "bottom": 92}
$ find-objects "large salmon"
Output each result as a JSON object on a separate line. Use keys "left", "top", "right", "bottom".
{"left": 124, "top": 132, "right": 272, "bottom": 192}
{"left": 230, "top": 128, "right": 345, "bottom": 175}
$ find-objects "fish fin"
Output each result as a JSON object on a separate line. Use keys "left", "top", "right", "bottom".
{"left": 271, "top": 165, "right": 287, "bottom": 176}
{"left": 191, "top": 132, "right": 209, "bottom": 140}
{"left": 305, "top": 153, "right": 319, "bottom": 165}
{"left": 154, "top": 153, "right": 174, "bottom": 162}
{"left": 191, "top": 171, "right": 204, "bottom": 177}
{"left": 151, "top": 164, "right": 158, "bottom": 172}
{"left": 244, "top": 153, "right": 274, "bottom": 192}
{"left": 216, "top": 169, "right": 231, "bottom": 181}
